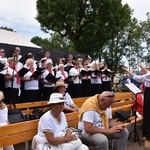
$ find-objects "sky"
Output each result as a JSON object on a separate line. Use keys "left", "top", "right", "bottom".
{"left": 0, "top": 0, "right": 149, "bottom": 41}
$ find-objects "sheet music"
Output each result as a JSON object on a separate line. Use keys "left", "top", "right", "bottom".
{"left": 125, "top": 83, "right": 142, "bottom": 94}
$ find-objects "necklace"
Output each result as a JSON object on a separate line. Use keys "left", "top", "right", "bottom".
{"left": 50, "top": 110, "right": 62, "bottom": 125}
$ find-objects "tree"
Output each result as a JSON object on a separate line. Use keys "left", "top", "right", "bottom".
{"left": 36, "top": 0, "right": 131, "bottom": 58}
{"left": 140, "top": 13, "right": 150, "bottom": 64}
{"left": 0, "top": 26, "right": 15, "bottom": 32}
{"left": 31, "top": 33, "right": 75, "bottom": 51}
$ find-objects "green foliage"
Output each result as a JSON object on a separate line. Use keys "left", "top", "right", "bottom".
{"left": 31, "top": 33, "right": 75, "bottom": 52}
{"left": 0, "top": 26, "right": 15, "bottom": 32}
{"left": 36, "top": 0, "right": 132, "bottom": 58}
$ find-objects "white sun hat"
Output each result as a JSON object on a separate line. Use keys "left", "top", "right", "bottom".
{"left": 47, "top": 93, "right": 66, "bottom": 104}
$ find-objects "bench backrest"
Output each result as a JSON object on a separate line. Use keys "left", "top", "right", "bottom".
{"left": 0, "top": 111, "right": 79, "bottom": 148}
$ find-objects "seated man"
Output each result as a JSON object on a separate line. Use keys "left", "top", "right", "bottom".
{"left": 78, "top": 91, "right": 129, "bottom": 150}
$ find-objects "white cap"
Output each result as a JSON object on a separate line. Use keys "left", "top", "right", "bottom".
{"left": 47, "top": 93, "right": 66, "bottom": 104}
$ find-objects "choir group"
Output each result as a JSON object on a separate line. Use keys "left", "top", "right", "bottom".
{"left": 0, "top": 47, "right": 113, "bottom": 104}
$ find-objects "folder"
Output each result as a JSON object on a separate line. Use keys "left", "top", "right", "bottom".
{"left": 125, "top": 83, "right": 142, "bottom": 95}
{"left": 102, "top": 70, "right": 112, "bottom": 76}
{"left": 18, "top": 56, "right": 25, "bottom": 64}
{"left": 30, "top": 71, "right": 39, "bottom": 78}
{"left": 80, "top": 70, "right": 94, "bottom": 76}
{"left": 64, "top": 65, "right": 73, "bottom": 72}
{"left": 94, "top": 69, "right": 102, "bottom": 76}
{"left": 45, "top": 73, "right": 61, "bottom": 83}
{"left": 0, "top": 62, "right": 5, "bottom": 71}
{"left": 64, "top": 76, "right": 73, "bottom": 83}
{"left": 18, "top": 68, "right": 29, "bottom": 77}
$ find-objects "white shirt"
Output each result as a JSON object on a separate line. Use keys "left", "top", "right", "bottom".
{"left": 0, "top": 107, "right": 8, "bottom": 126}
{"left": 101, "top": 69, "right": 112, "bottom": 81}
{"left": 64, "top": 92, "right": 74, "bottom": 107}
{"left": 133, "top": 71, "right": 150, "bottom": 87}
{"left": 37, "top": 111, "right": 67, "bottom": 137}
{"left": 78, "top": 107, "right": 112, "bottom": 133}
{"left": 91, "top": 75, "right": 102, "bottom": 84}
{"left": 56, "top": 70, "right": 68, "bottom": 81}
{"left": 42, "top": 69, "right": 55, "bottom": 87}
{"left": 24, "top": 70, "right": 39, "bottom": 90}
{"left": 69, "top": 68, "right": 81, "bottom": 84}
{"left": 5, "top": 66, "right": 20, "bottom": 89}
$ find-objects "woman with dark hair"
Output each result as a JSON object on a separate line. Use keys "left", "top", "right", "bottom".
{"left": 101, "top": 64, "right": 112, "bottom": 92}
{"left": 42, "top": 60, "right": 55, "bottom": 100}
{"left": 69, "top": 60, "right": 82, "bottom": 98}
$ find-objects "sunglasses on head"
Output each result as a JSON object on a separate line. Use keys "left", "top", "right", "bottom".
{"left": 103, "top": 92, "right": 115, "bottom": 98}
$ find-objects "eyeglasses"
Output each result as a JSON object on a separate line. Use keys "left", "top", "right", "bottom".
{"left": 103, "top": 92, "right": 115, "bottom": 99}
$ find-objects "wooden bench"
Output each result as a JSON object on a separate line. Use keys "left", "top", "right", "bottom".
{"left": 0, "top": 112, "right": 79, "bottom": 149}
{"left": 1, "top": 92, "right": 142, "bottom": 149}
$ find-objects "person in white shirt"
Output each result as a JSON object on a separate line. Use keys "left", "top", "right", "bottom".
{"left": 54, "top": 80, "right": 79, "bottom": 113}
{"left": 90, "top": 63, "right": 102, "bottom": 95}
{"left": 32, "top": 93, "right": 88, "bottom": 150}
{"left": 0, "top": 91, "right": 14, "bottom": 150}
{"left": 42, "top": 60, "right": 55, "bottom": 100}
{"left": 69, "top": 60, "right": 82, "bottom": 98}
{"left": 21, "top": 58, "right": 40, "bottom": 102}
{"left": 80, "top": 60, "right": 92, "bottom": 97}
{"left": 78, "top": 91, "right": 128, "bottom": 150}
{"left": 41, "top": 51, "right": 53, "bottom": 66}
{"left": 122, "top": 64, "right": 150, "bottom": 140}
{"left": 101, "top": 64, "right": 112, "bottom": 92}
{"left": 4, "top": 57, "right": 20, "bottom": 104}
{"left": 0, "top": 49, "right": 7, "bottom": 93}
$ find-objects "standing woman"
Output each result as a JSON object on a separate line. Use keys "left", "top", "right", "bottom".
{"left": 69, "top": 60, "right": 81, "bottom": 98}
{"left": 42, "top": 60, "right": 55, "bottom": 100}
{"left": 122, "top": 64, "right": 150, "bottom": 140}
{"left": 4, "top": 57, "right": 20, "bottom": 104}
{"left": 0, "top": 91, "right": 14, "bottom": 150}
{"left": 90, "top": 63, "right": 102, "bottom": 95}
{"left": 21, "top": 58, "right": 40, "bottom": 102}
{"left": 101, "top": 64, "right": 112, "bottom": 92}
{"left": 80, "top": 60, "right": 92, "bottom": 97}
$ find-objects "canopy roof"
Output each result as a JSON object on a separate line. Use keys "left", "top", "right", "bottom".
{"left": 0, "top": 29, "right": 41, "bottom": 48}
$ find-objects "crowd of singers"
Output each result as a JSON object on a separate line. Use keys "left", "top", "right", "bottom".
{"left": 0, "top": 47, "right": 113, "bottom": 104}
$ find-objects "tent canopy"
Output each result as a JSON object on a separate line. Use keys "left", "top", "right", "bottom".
{"left": 0, "top": 29, "right": 41, "bottom": 49}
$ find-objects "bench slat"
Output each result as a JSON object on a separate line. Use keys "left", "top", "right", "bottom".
{"left": 0, "top": 129, "right": 37, "bottom": 147}
{"left": 0, "top": 120, "right": 38, "bottom": 136}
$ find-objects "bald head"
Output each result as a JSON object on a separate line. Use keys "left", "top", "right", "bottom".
{"left": 98, "top": 91, "right": 115, "bottom": 110}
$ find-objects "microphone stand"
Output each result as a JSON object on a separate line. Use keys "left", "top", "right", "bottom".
{"left": 10, "top": 54, "right": 17, "bottom": 106}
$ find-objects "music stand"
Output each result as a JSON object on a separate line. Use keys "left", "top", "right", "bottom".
{"left": 125, "top": 83, "right": 142, "bottom": 145}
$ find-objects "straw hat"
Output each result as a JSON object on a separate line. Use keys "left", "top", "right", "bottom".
{"left": 47, "top": 93, "right": 66, "bottom": 104}
{"left": 54, "top": 80, "right": 66, "bottom": 90}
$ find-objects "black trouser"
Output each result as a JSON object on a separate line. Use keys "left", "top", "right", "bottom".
{"left": 143, "top": 87, "right": 150, "bottom": 139}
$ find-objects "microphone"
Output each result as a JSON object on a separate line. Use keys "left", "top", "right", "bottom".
{"left": 13, "top": 53, "right": 17, "bottom": 57}
{"left": 37, "top": 50, "right": 43, "bottom": 55}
